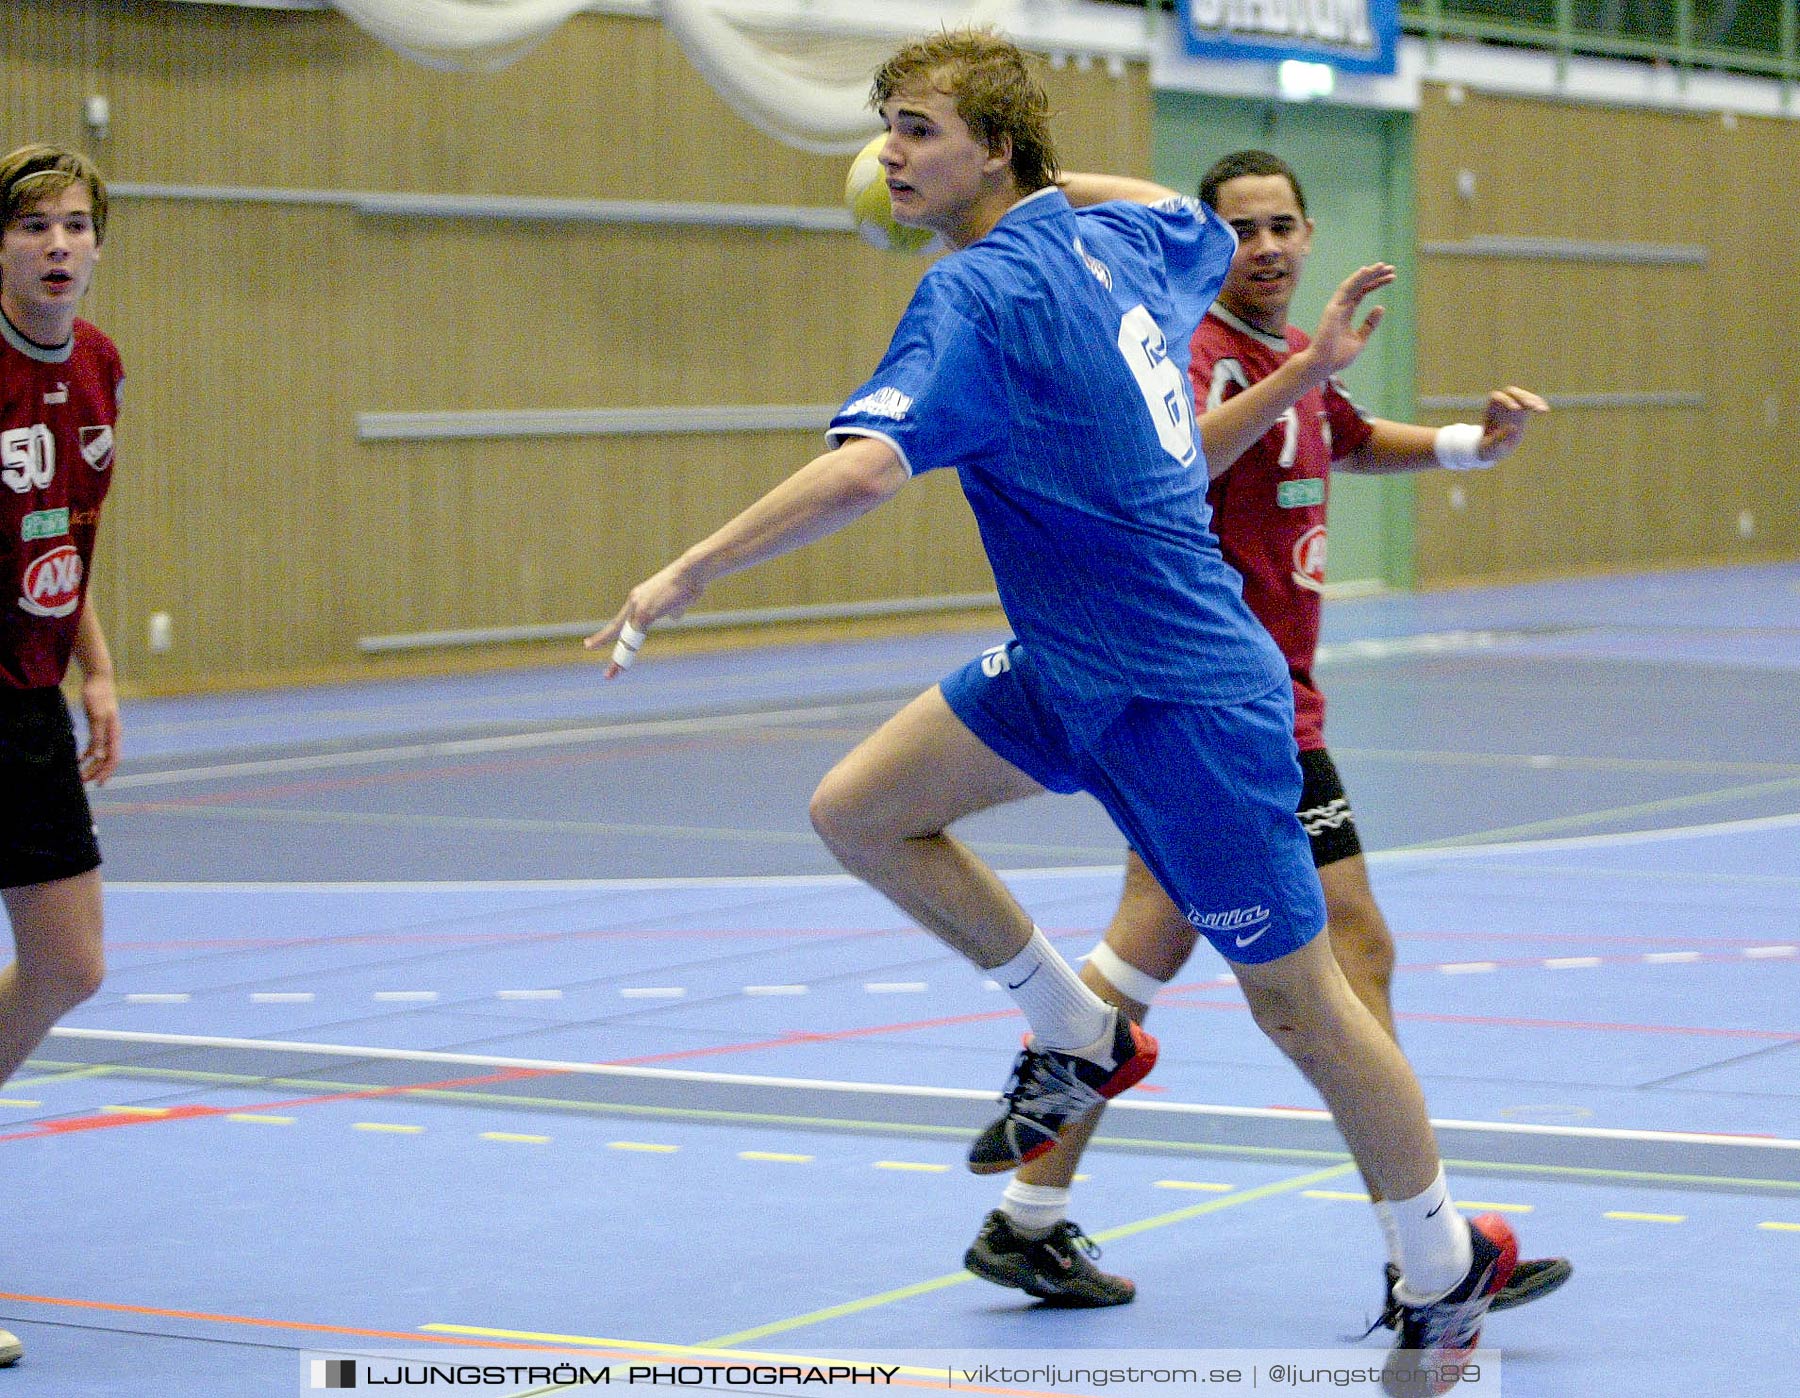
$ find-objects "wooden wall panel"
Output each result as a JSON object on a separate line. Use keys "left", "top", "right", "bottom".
{"left": 3, "top": 1, "right": 1153, "bottom": 691}
{"left": 1414, "top": 85, "right": 1797, "bottom": 585}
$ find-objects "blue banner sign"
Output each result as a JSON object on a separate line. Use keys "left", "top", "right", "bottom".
{"left": 1177, "top": 0, "right": 1399, "bottom": 75}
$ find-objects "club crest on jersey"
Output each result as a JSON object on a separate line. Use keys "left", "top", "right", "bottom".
{"left": 80, "top": 424, "right": 114, "bottom": 470}
{"left": 19, "top": 544, "right": 84, "bottom": 617}
{"left": 1291, "top": 524, "right": 1327, "bottom": 593}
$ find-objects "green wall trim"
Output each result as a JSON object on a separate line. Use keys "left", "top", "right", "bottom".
{"left": 1151, "top": 93, "right": 1418, "bottom": 588}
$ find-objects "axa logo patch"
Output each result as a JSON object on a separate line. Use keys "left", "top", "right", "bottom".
{"left": 19, "top": 544, "right": 84, "bottom": 617}
{"left": 1291, "top": 524, "right": 1327, "bottom": 593}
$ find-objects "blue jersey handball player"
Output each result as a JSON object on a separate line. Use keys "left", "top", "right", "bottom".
{"left": 588, "top": 30, "right": 1538, "bottom": 1396}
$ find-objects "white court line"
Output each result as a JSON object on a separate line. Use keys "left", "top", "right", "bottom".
{"left": 42, "top": 1026, "right": 1800, "bottom": 1154}
{"left": 102, "top": 699, "right": 906, "bottom": 791}
{"left": 95, "top": 805, "right": 1800, "bottom": 896}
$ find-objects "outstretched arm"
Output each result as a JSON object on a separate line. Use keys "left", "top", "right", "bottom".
{"left": 1057, "top": 172, "right": 1182, "bottom": 208}
{"left": 1197, "top": 263, "right": 1395, "bottom": 479}
{"left": 1338, "top": 386, "right": 1550, "bottom": 475}
{"left": 584, "top": 434, "right": 908, "bottom": 677}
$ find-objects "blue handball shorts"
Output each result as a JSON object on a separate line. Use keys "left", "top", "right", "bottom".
{"left": 939, "top": 641, "right": 1325, "bottom": 966}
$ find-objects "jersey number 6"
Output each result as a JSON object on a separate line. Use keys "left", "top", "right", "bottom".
{"left": 1117, "top": 306, "right": 1197, "bottom": 468}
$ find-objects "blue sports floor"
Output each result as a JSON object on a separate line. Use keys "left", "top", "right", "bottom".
{"left": 4, "top": 563, "right": 1798, "bottom": 1396}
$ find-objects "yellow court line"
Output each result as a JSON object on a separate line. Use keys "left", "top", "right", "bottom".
{"left": 1456, "top": 1201, "right": 1535, "bottom": 1214}
{"left": 482, "top": 1132, "right": 551, "bottom": 1144}
{"left": 607, "top": 1142, "right": 678, "bottom": 1153}
{"left": 1757, "top": 1221, "right": 1800, "bottom": 1232}
{"left": 1303, "top": 1189, "right": 1371, "bottom": 1202}
{"left": 1604, "top": 1211, "right": 1685, "bottom": 1223}
{"left": 739, "top": 1151, "right": 813, "bottom": 1163}
{"left": 699, "top": 1160, "right": 1358, "bottom": 1348}
{"left": 352, "top": 1122, "right": 425, "bottom": 1134}
{"left": 1154, "top": 1180, "right": 1233, "bottom": 1192}
{"left": 874, "top": 1161, "right": 949, "bottom": 1173}
{"left": 227, "top": 1114, "right": 296, "bottom": 1125}
{"left": 0, "top": 1099, "right": 42, "bottom": 1108}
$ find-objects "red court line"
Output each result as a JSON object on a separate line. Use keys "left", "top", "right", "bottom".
{"left": 0, "top": 1289, "right": 560, "bottom": 1349}
{"left": 2, "top": 1006, "right": 1037, "bottom": 1142}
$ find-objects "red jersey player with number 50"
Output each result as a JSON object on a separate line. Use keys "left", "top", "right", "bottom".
{"left": 0, "top": 143, "right": 123, "bottom": 1370}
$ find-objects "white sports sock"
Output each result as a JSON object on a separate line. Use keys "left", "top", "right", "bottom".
{"left": 1373, "top": 1199, "right": 1404, "bottom": 1271}
{"left": 999, "top": 1180, "right": 1070, "bottom": 1239}
{"left": 992, "top": 926, "right": 1112, "bottom": 1052}
{"left": 1389, "top": 1167, "right": 1473, "bottom": 1304}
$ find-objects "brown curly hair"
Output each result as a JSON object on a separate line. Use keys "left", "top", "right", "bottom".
{"left": 870, "top": 29, "right": 1060, "bottom": 193}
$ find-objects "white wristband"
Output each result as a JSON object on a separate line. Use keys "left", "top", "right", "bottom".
{"left": 1433, "top": 422, "right": 1488, "bottom": 472}
{"left": 611, "top": 620, "right": 647, "bottom": 670}
{"left": 1084, "top": 940, "right": 1168, "bottom": 1007}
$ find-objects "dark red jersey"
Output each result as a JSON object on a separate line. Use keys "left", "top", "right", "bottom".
{"left": 1191, "top": 304, "right": 1372, "bottom": 750}
{"left": 1, "top": 314, "right": 121, "bottom": 688}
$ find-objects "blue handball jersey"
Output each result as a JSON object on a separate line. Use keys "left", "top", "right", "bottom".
{"left": 829, "top": 187, "right": 1287, "bottom": 737}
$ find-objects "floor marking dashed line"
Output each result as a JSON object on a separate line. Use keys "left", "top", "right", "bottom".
{"left": 100, "top": 940, "right": 1800, "bottom": 1009}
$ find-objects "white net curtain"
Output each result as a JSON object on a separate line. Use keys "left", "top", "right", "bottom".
{"left": 333, "top": 0, "right": 1005, "bottom": 151}
{"left": 329, "top": 0, "right": 594, "bottom": 72}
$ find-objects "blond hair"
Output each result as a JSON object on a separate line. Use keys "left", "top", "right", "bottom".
{"left": 0, "top": 144, "right": 109, "bottom": 244}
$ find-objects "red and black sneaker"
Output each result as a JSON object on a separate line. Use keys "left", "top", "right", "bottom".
{"left": 1381, "top": 1213, "right": 1518, "bottom": 1397}
{"left": 1374, "top": 1252, "right": 1571, "bottom": 1334}
{"left": 966, "top": 1009, "right": 1157, "bottom": 1175}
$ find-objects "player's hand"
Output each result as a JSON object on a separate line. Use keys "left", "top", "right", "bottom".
{"left": 584, "top": 561, "right": 704, "bottom": 679}
{"left": 1478, "top": 386, "right": 1550, "bottom": 463}
{"left": 79, "top": 670, "right": 121, "bottom": 786}
{"left": 1307, "top": 263, "right": 1396, "bottom": 376}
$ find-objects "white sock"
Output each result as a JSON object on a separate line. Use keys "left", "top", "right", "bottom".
{"left": 999, "top": 1180, "right": 1070, "bottom": 1239}
{"left": 1373, "top": 1199, "right": 1404, "bottom": 1271}
{"left": 1389, "top": 1167, "right": 1473, "bottom": 1304}
{"left": 992, "top": 926, "right": 1112, "bottom": 1052}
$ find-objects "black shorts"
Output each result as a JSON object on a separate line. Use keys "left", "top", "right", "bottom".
{"left": 1298, "top": 747, "right": 1362, "bottom": 870}
{"left": 0, "top": 686, "right": 103, "bottom": 890}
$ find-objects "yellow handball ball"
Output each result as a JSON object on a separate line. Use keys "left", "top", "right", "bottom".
{"left": 844, "top": 133, "right": 937, "bottom": 255}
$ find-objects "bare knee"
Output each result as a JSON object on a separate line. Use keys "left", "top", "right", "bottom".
{"left": 19, "top": 944, "right": 105, "bottom": 1011}
{"left": 1322, "top": 865, "right": 1396, "bottom": 996}
{"left": 809, "top": 765, "right": 911, "bottom": 866}
{"left": 1240, "top": 947, "right": 1363, "bottom": 1071}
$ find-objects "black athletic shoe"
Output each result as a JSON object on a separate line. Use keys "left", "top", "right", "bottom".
{"left": 964, "top": 1210, "right": 1135, "bottom": 1307}
{"left": 1375, "top": 1251, "right": 1572, "bottom": 1332}
{"left": 967, "top": 1011, "right": 1158, "bottom": 1174}
{"left": 1381, "top": 1213, "right": 1518, "bottom": 1398}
